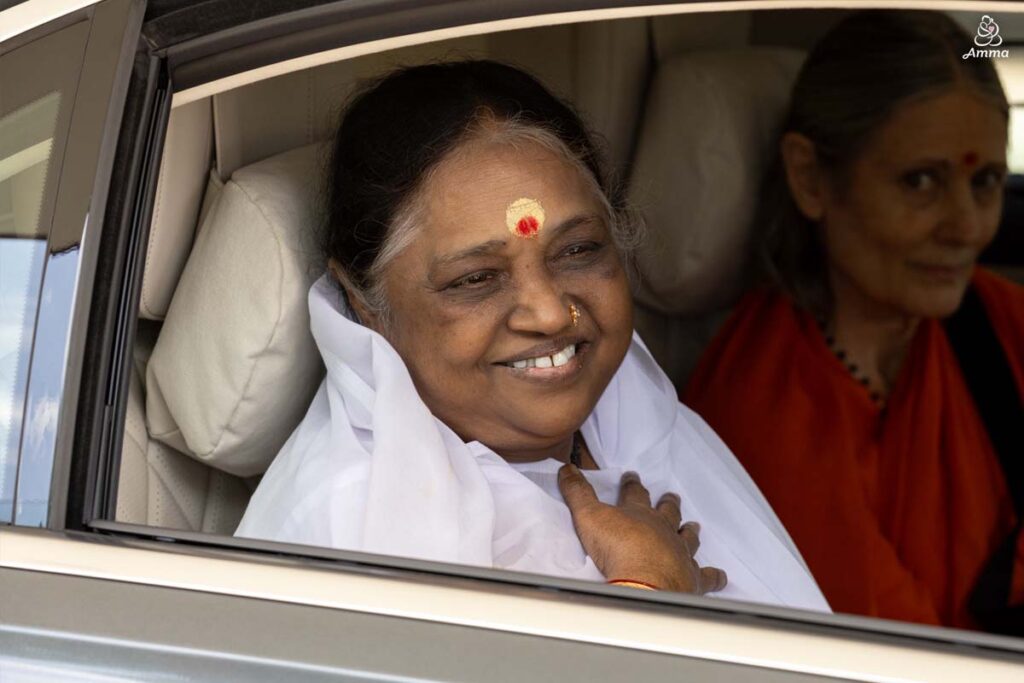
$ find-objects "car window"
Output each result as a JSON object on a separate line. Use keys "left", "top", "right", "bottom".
{"left": 83, "top": 1, "right": 1024, "bottom": 664}
{"left": 0, "top": 93, "right": 64, "bottom": 524}
{"left": 0, "top": 11, "right": 92, "bottom": 524}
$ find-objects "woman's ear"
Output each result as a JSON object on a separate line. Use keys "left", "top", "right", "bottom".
{"left": 779, "top": 132, "right": 827, "bottom": 222}
{"left": 328, "top": 258, "right": 382, "bottom": 331}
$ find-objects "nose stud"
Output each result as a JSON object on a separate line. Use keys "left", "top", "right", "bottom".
{"left": 569, "top": 303, "right": 580, "bottom": 327}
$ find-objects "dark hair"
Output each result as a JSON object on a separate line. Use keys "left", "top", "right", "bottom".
{"left": 322, "top": 60, "right": 627, "bottom": 314}
{"left": 758, "top": 10, "right": 1009, "bottom": 317}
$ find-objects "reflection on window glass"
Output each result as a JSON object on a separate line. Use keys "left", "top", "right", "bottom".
{"left": 14, "top": 249, "right": 80, "bottom": 527}
{"left": 0, "top": 92, "right": 61, "bottom": 523}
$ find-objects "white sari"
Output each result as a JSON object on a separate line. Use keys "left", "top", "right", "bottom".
{"left": 237, "top": 276, "right": 829, "bottom": 611}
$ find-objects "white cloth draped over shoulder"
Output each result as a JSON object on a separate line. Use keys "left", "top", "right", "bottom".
{"left": 236, "top": 276, "right": 830, "bottom": 611}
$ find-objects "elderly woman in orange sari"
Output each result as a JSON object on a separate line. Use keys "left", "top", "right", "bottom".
{"left": 684, "top": 10, "right": 1023, "bottom": 633}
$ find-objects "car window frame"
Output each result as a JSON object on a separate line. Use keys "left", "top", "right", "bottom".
{"left": 0, "top": 0, "right": 144, "bottom": 528}
{"left": 48, "top": 0, "right": 1024, "bottom": 670}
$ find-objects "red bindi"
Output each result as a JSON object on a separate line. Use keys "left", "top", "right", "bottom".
{"left": 506, "top": 198, "right": 546, "bottom": 238}
{"left": 516, "top": 215, "right": 539, "bottom": 237}
{"left": 963, "top": 151, "right": 979, "bottom": 168}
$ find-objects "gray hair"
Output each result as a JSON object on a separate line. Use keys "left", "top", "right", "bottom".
{"left": 348, "top": 115, "right": 643, "bottom": 330}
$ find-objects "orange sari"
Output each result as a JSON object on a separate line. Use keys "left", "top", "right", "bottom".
{"left": 684, "top": 269, "right": 1024, "bottom": 629}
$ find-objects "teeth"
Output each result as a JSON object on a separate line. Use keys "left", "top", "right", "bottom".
{"left": 552, "top": 344, "right": 577, "bottom": 366}
{"left": 507, "top": 344, "right": 577, "bottom": 369}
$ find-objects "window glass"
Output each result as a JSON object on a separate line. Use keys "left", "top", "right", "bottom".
{"left": 114, "top": 4, "right": 1024, "bottom": 650}
{"left": 0, "top": 93, "right": 61, "bottom": 524}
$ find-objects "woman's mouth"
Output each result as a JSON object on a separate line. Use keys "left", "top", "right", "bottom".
{"left": 909, "top": 261, "right": 972, "bottom": 283}
{"left": 497, "top": 341, "right": 590, "bottom": 382}
{"left": 505, "top": 342, "right": 577, "bottom": 369}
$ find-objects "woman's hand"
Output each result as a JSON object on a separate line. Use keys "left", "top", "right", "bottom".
{"left": 558, "top": 465, "right": 728, "bottom": 594}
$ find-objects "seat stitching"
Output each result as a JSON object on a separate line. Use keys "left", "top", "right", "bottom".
{"left": 123, "top": 429, "right": 147, "bottom": 457}
{"left": 148, "top": 424, "right": 183, "bottom": 441}
{"left": 149, "top": 459, "right": 192, "bottom": 526}
{"left": 116, "top": 433, "right": 147, "bottom": 521}
{"left": 125, "top": 405, "right": 147, "bottom": 440}
{"left": 198, "top": 180, "right": 287, "bottom": 458}
{"left": 148, "top": 451, "right": 203, "bottom": 530}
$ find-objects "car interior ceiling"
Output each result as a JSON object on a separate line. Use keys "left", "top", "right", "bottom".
{"left": 111, "top": 8, "right": 1024, "bottom": 537}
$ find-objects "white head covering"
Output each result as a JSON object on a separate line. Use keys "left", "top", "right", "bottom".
{"left": 237, "top": 276, "right": 829, "bottom": 611}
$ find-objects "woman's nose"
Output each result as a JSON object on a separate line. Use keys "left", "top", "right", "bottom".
{"left": 506, "top": 272, "right": 572, "bottom": 335}
{"left": 935, "top": 183, "right": 988, "bottom": 246}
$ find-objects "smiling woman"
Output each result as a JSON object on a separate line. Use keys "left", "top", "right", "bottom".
{"left": 684, "top": 10, "right": 1024, "bottom": 634}
{"left": 234, "top": 60, "right": 828, "bottom": 609}
{"left": 351, "top": 129, "right": 634, "bottom": 464}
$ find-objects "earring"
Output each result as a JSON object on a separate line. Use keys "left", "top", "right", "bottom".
{"left": 569, "top": 303, "right": 580, "bottom": 327}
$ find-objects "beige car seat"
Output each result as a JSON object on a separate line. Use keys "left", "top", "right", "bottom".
{"left": 629, "top": 47, "right": 805, "bottom": 385}
{"left": 117, "top": 141, "right": 325, "bottom": 533}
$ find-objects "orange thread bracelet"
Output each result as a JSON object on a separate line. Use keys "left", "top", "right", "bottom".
{"left": 607, "top": 579, "right": 659, "bottom": 591}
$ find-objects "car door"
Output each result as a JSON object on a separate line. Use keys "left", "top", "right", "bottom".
{"left": 2, "top": 2, "right": 1024, "bottom": 681}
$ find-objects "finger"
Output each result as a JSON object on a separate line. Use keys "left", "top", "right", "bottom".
{"left": 617, "top": 471, "right": 652, "bottom": 508}
{"left": 558, "top": 464, "right": 600, "bottom": 514}
{"left": 655, "top": 493, "right": 682, "bottom": 528}
{"left": 678, "top": 521, "right": 701, "bottom": 555}
{"left": 700, "top": 566, "right": 728, "bottom": 594}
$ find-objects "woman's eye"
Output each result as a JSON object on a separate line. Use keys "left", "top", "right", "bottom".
{"left": 902, "top": 170, "right": 939, "bottom": 192}
{"left": 561, "top": 242, "right": 604, "bottom": 259}
{"left": 448, "top": 271, "right": 496, "bottom": 290}
{"left": 972, "top": 168, "right": 1005, "bottom": 192}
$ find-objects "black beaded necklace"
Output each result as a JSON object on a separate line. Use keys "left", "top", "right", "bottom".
{"left": 570, "top": 432, "right": 583, "bottom": 468}
{"left": 817, "top": 319, "right": 886, "bottom": 406}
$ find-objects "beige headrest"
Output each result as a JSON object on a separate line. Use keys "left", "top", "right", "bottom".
{"left": 630, "top": 48, "right": 804, "bottom": 316}
{"left": 140, "top": 98, "right": 213, "bottom": 320}
{"left": 145, "top": 143, "right": 327, "bottom": 476}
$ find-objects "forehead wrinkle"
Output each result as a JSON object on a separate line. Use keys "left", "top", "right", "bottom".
{"left": 430, "top": 238, "right": 508, "bottom": 272}
{"left": 877, "top": 91, "right": 1005, "bottom": 159}
{"left": 414, "top": 133, "right": 611, "bottom": 281}
{"left": 433, "top": 140, "right": 579, "bottom": 211}
{"left": 425, "top": 161, "right": 592, "bottom": 243}
{"left": 428, "top": 213, "right": 603, "bottom": 274}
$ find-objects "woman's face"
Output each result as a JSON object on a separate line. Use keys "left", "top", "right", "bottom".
{"left": 366, "top": 138, "right": 633, "bottom": 460}
{"left": 790, "top": 87, "right": 1008, "bottom": 319}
